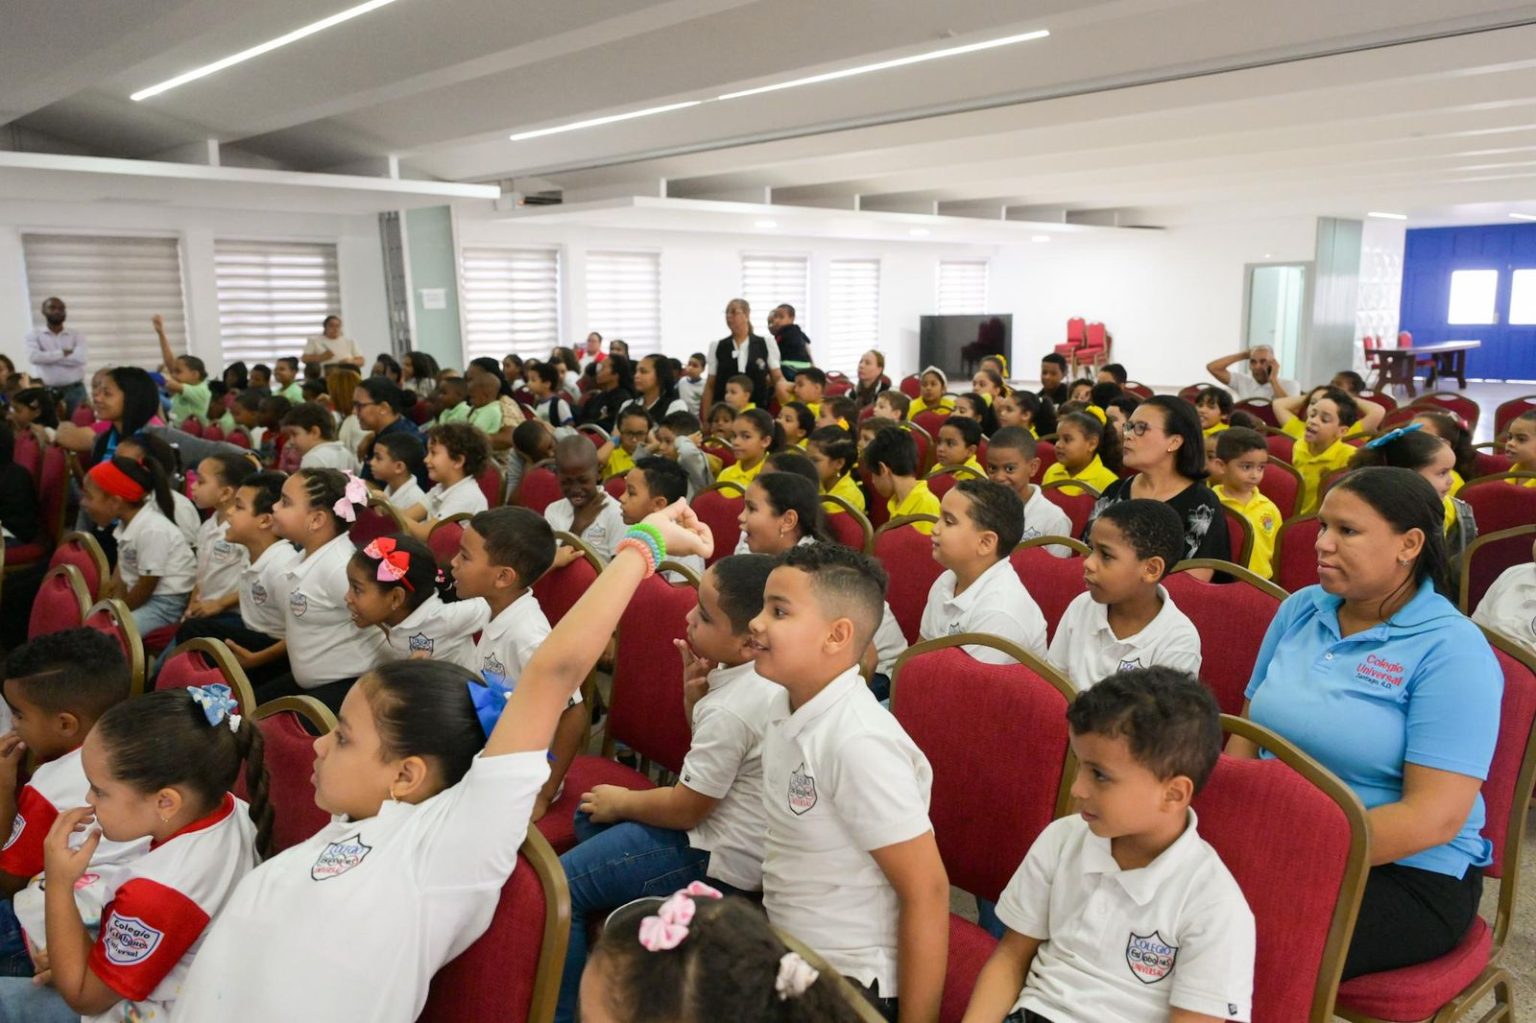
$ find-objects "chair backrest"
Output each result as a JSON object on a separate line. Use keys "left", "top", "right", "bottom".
{"left": 1471, "top": 448, "right": 1514, "bottom": 479}
{"left": 1039, "top": 480, "right": 1099, "bottom": 538}
{"left": 906, "top": 422, "right": 933, "bottom": 475}
{"left": 691, "top": 483, "right": 744, "bottom": 567}
{"left": 1123, "top": 381, "right": 1153, "bottom": 399}
{"left": 1177, "top": 384, "right": 1203, "bottom": 404}
{"left": 1398, "top": 330, "right": 1413, "bottom": 348}
{"left": 1494, "top": 394, "right": 1536, "bottom": 437}
{"left": 179, "top": 415, "right": 204, "bottom": 438}
{"left": 926, "top": 468, "right": 964, "bottom": 501}
{"left": 899, "top": 373, "right": 922, "bottom": 398}
{"left": 1223, "top": 506, "right": 1254, "bottom": 568}
{"left": 202, "top": 422, "right": 226, "bottom": 443}
{"left": 871, "top": 517, "right": 944, "bottom": 642}
{"left": 1264, "top": 431, "right": 1295, "bottom": 463}
{"left": 1459, "top": 475, "right": 1536, "bottom": 536}
{"left": 13, "top": 430, "right": 41, "bottom": 482}
{"left": 349, "top": 495, "right": 407, "bottom": 548}
{"left": 1379, "top": 404, "right": 1419, "bottom": 432}
{"left": 1164, "top": 561, "right": 1287, "bottom": 714}
{"left": 1357, "top": 390, "right": 1397, "bottom": 413}
{"left": 602, "top": 474, "right": 627, "bottom": 499}
{"left": 512, "top": 464, "right": 562, "bottom": 515}
{"left": 891, "top": 637, "right": 1075, "bottom": 901}
{"left": 821, "top": 496, "right": 873, "bottom": 552}
{"left": 531, "top": 534, "right": 602, "bottom": 625}
{"left": 1258, "top": 459, "right": 1303, "bottom": 521}
{"left": 1194, "top": 717, "right": 1370, "bottom": 1023}
{"left": 1084, "top": 321, "right": 1106, "bottom": 347}
{"left": 48, "top": 531, "right": 109, "bottom": 600}
{"left": 419, "top": 829, "right": 570, "bottom": 1023}
{"left": 245, "top": 696, "right": 337, "bottom": 853}
{"left": 83, "top": 599, "right": 146, "bottom": 696}
{"left": 1032, "top": 439, "right": 1056, "bottom": 484}
{"left": 606, "top": 573, "right": 699, "bottom": 773}
{"left": 36, "top": 445, "right": 69, "bottom": 547}
{"left": 1459, "top": 524, "right": 1536, "bottom": 614}
{"left": 1235, "top": 399, "right": 1279, "bottom": 427}
{"left": 1010, "top": 543, "right": 1088, "bottom": 642}
{"left": 1477, "top": 631, "right": 1536, "bottom": 954}
{"left": 1412, "top": 392, "right": 1480, "bottom": 432}
{"left": 1066, "top": 316, "right": 1087, "bottom": 344}
{"left": 700, "top": 438, "right": 736, "bottom": 469}
{"left": 912, "top": 409, "right": 948, "bottom": 445}
{"left": 858, "top": 466, "right": 889, "bottom": 530}
{"left": 225, "top": 427, "right": 251, "bottom": 449}
{"left": 155, "top": 638, "right": 259, "bottom": 712}
{"left": 427, "top": 515, "right": 470, "bottom": 569}
{"left": 28, "top": 565, "right": 90, "bottom": 639}
{"left": 476, "top": 464, "right": 503, "bottom": 507}
{"left": 1273, "top": 515, "right": 1320, "bottom": 593}
{"left": 70, "top": 404, "right": 95, "bottom": 426}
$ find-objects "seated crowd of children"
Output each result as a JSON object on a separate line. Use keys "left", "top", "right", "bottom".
{"left": 0, "top": 333, "right": 1529, "bottom": 1023}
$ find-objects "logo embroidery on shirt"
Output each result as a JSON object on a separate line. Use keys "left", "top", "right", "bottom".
{"left": 1125, "top": 931, "right": 1178, "bottom": 984}
{"left": 213, "top": 540, "right": 239, "bottom": 563}
{"left": 289, "top": 591, "right": 308, "bottom": 617}
{"left": 1021, "top": 527, "right": 1042, "bottom": 540}
{"left": 1353, "top": 654, "right": 1407, "bottom": 689}
{"left": 482, "top": 654, "right": 506, "bottom": 686}
{"left": 2, "top": 816, "right": 21, "bottom": 852}
{"left": 408, "top": 632, "right": 434, "bottom": 654}
{"left": 1228, "top": 1004, "right": 1239, "bottom": 1017}
{"left": 103, "top": 914, "right": 164, "bottom": 965}
{"left": 250, "top": 580, "right": 268, "bottom": 605}
{"left": 120, "top": 545, "right": 139, "bottom": 572}
{"left": 788, "top": 763, "right": 817, "bottom": 815}
{"left": 311, "top": 834, "right": 373, "bottom": 880}
{"left": 1117, "top": 658, "right": 1143, "bottom": 673}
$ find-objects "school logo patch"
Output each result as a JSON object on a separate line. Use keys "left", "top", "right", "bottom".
{"left": 481, "top": 654, "right": 506, "bottom": 686}
{"left": 103, "top": 914, "right": 164, "bottom": 966}
{"left": 408, "top": 632, "right": 434, "bottom": 654}
{"left": 788, "top": 763, "right": 817, "bottom": 815}
{"left": 1021, "top": 526, "right": 1042, "bottom": 541}
{"left": 288, "top": 590, "right": 308, "bottom": 617}
{"left": 250, "top": 579, "right": 268, "bottom": 605}
{"left": 1125, "top": 931, "right": 1178, "bottom": 984}
{"left": 2, "top": 816, "right": 22, "bottom": 852}
{"left": 212, "top": 540, "right": 240, "bottom": 563}
{"left": 120, "top": 545, "right": 139, "bottom": 573}
{"left": 311, "top": 834, "right": 372, "bottom": 881}
{"left": 1117, "top": 658, "right": 1143, "bottom": 673}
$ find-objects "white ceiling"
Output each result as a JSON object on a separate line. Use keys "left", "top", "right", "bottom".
{"left": 5, "top": 0, "right": 1536, "bottom": 225}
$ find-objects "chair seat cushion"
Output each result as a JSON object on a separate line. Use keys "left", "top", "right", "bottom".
{"left": 143, "top": 623, "right": 179, "bottom": 656}
{"left": 1335, "top": 917, "right": 1491, "bottom": 1022}
{"left": 941, "top": 915, "right": 998, "bottom": 1023}
{"left": 535, "top": 756, "right": 656, "bottom": 853}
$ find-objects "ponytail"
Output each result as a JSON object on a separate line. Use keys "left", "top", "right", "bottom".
{"left": 295, "top": 467, "right": 362, "bottom": 534}
{"left": 1061, "top": 411, "right": 1122, "bottom": 474}
{"left": 755, "top": 471, "right": 831, "bottom": 545}
{"left": 739, "top": 408, "right": 784, "bottom": 452}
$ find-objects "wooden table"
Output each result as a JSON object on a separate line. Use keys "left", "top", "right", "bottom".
{"left": 1369, "top": 340, "right": 1480, "bottom": 396}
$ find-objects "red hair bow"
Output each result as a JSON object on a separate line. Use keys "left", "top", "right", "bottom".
{"left": 363, "top": 537, "right": 414, "bottom": 591}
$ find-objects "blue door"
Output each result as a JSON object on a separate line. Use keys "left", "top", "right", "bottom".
{"left": 1400, "top": 223, "right": 1536, "bottom": 381}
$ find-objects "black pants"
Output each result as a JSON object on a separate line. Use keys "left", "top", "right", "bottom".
{"left": 253, "top": 674, "right": 358, "bottom": 715}
{"left": 1342, "top": 863, "right": 1483, "bottom": 979}
{"left": 171, "top": 615, "right": 288, "bottom": 686}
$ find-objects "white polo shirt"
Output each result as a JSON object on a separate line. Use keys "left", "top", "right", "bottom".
{"left": 301, "top": 440, "right": 360, "bottom": 474}
{"left": 681, "top": 661, "right": 787, "bottom": 891}
{"left": 919, "top": 558, "right": 1048, "bottom": 663}
{"left": 1022, "top": 486, "right": 1074, "bottom": 558}
{"left": 422, "top": 474, "right": 488, "bottom": 521}
{"left": 282, "top": 534, "right": 388, "bottom": 688}
{"left": 761, "top": 666, "right": 933, "bottom": 990}
{"left": 546, "top": 494, "right": 626, "bottom": 561}
{"left": 194, "top": 513, "right": 248, "bottom": 601}
{"left": 239, "top": 541, "right": 302, "bottom": 637}
{"left": 174, "top": 750, "right": 550, "bottom": 1023}
{"left": 170, "top": 491, "right": 203, "bottom": 549}
{"left": 1046, "top": 587, "right": 1202, "bottom": 689}
{"left": 382, "top": 594, "right": 489, "bottom": 669}
{"left": 998, "top": 811, "right": 1254, "bottom": 1023}
{"left": 472, "top": 590, "right": 582, "bottom": 706}
{"left": 1223, "top": 369, "right": 1299, "bottom": 402}
{"left": 303, "top": 333, "right": 363, "bottom": 370}
{"left": 115, "top": 506, "right": 196, "bottom": 597}
{"left": 1473, "top": 563, "right": 1536, "bottom": 658}
{"left": 1, "top": 748, "right": 146, "bottom": 897}
{"left": 385, "top": 477, "right": 426, "bottom": 513}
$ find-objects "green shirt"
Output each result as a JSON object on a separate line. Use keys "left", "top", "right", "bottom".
{"left": 170, "top": 379, "right": 211, "bottom": 425}
{"left": 467, "top": 403, "right": 502, "bottom": 434}
{"left": 279, "top": 382, "right": 304, "bottom": 403}
{"left": 437, "top": 402, "right": 471, "bottom": 426}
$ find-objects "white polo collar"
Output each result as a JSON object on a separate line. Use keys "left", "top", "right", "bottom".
{"left": 1077, "top": 809, "right": 1203, "bottom": 906}
{"left": 778, "top": 665, "right": 863, "bottom": 742}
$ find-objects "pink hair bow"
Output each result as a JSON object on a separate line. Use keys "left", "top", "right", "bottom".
{"left": 363, "top": 536, "right": 414, "bottom": 591}
{"left": 637, "top": 881, "right": 722, "bottom": 952}
{"left": 333, "top": 473, "right": 369, "bottom": 522}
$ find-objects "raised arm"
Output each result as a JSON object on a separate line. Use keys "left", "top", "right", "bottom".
{"left": 1205, "top": 351, "right": 1246, "bottom": 386}
{"left": 153, "top": 315, "right": 184, "bottom": 393}
{"left": 1272, "top": 393, "right": 1307, "bottom": 426}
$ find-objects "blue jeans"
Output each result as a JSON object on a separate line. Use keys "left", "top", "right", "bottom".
{"left": 0, "top": 904, "right": 31, "bottom": 979}
{"left": 0, "top": 978, "right": 77, "bottom": 1023}
{"left": 554, "top": 812, "right": 731, "bottom": 1023}
{"left": 130, "top": 592, "right": 189, "bottom": 635}
{"left": 977, "top": 896, "right": 1006, "bottom": 939}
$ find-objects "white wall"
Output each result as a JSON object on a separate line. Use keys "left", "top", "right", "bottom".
{"left": 0, "top": 200, "right": 389, "bottom": 370}
{"left": 1355, "top": 217, "right": 1406, "bottom": 367}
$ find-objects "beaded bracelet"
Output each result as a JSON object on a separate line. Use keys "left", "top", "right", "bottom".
{"left": 628, "top": 522, "right": 668, "bottom": 562}
{"left": 616, "top": 537, "right": 658, "bottom": 578}
{"left": 622, "top": 526, "right": 662, "bottom": 566}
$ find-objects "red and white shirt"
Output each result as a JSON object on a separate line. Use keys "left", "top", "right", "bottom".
{"left": 0, "top": 749, "right": 144, "bottom": 884}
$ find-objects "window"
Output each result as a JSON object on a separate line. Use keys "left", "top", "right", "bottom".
{"left": 21, "top": 233, "right": 188, "bottom": 371}
{"left": 826, "top": 259, "right": 881, "bottom": 371}
{"left": 585, "top": 251, "right": 661, "bottom": 355}
{"left": 214, "top": 240, "right": 341, "bottom": 365}
{"left": 1446, "top": 269, "right": 1499, "bottom": 325}
{"left": 1509, "top": 269, "right": 1536, "bottom": 326}
{"left": 460, "top": 247, "right": 561, "bottom": 362}
{"left": 741, "top": 254, "right": 809, "bottom": 326}
{"left": 937, "top": 260, "right": 989, "bottom": 314}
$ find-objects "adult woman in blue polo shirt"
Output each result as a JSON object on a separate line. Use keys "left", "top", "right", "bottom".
{"left": 1228, "top": 466, "right": 1501, "bottom": 978}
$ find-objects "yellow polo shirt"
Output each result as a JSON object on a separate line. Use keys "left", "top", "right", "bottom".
{"left": 907, "top": 397, "right": 956, "bottom": 421}
{"left": 603, "top": 447, "right": 636, "bottom": 480}
{"left": 1203, "top": 422, "right": 1230, "bottom": 439}
{"left": 888, "top": 479, "right": 941, "bottom": 534}
{"left": 823, "top": 472, "right": 866, "bottom": 514}
{"left": 1213, "top": 484, "right": 1281, "bottom": 579}
{"left": 931, "top": 457, "right": 985, "bottom": 479}
{"left": 1291, "top": 437, "right": 1355, "bottom": 515}
{"left": 717, "top": 457, "right": 765, "bottom": 490}
{"left": 1041, "top": 455, "right": 1118, "bottom": 496}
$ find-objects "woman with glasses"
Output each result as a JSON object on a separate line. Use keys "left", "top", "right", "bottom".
{"left": 1083, "top": 394, "right": 1230, "bottom": 583}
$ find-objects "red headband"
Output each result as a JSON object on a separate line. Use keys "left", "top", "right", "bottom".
{"left": 87, "top": 460, "right": 147, "bottom": 503}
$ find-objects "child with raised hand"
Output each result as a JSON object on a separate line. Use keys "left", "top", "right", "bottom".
{"left": 1042, "top": 410, "right": 1120, "bottom": 495}
{"left": 1048, "top": 500, "right": 1202, "bottom": 690}
{"left": 402, "top": 421, "right": 490, "bottom": 541}
{"left": 752, "top": 543, "right": 949, "bottom": 1021}
{"left": 985, "top": 426, "right": 1072, "bottom": 555}
{"left": 1274, "top": 385, "right": 1362, "bottom": 513}
{"left": 1209, "top": 427, "right": 1281, "bottom": 579}
{"left": 281, "top": 402, "right": 359, "bottom": 473}
{"left": 0, "top": 683, "right": 270, "bottom": 1022}
{"left": 347, "top": 534, "right": 489, "bottom": 668}
{"left": 655, "top": 410, "right": 714, "bottom": 495}
{"left": 556, "top": 555, "right": 785, "bottom": 1023}
{"left": 81, "top": 457, "right": 196, "bottom": 634}
{"left": 808, "top": 426, "right": 865, "bottom": 514}
{"left": 151, "top": 314, "right": 211, "bottom": 427}
{"left": 620, "top": 457, "right": 706, "bottom": 580}
{"left": 371, "top": 431, "right": 427, "bottom": 512}
{"left": 581, "top": 889, "right": 867, "bottom": 1023}
{"left": 1350, "top": 424, "right": 1477, "bottom": 557}
{"left": 778, "top": 402, "right": 815, "bottom": 450}
{"left": 548, "top": 435, "right": 627, "bottom": 564}
{"left": 931, "top": 416, "right": 986, "bottom": 477}
{"left": 717, "top": 408, "right": 779, "bottom": 490}
{"left": 1502, "top": 409, "right": 1536, "bottom": 483}
{"left": 962, "top": 668, "right": 1254, "bottom": 1023}
{"left": 173, "top": 501, "right": 714, "bottom": 1023}
{"left": 908, "top": 366, "right": 955, "bottom": 420}
{"left": 922, "top": 479, "right": 1047, "bottom": 661}
{"left": 229, "top": 469, "right": 387, "bottom": 712}
{"left": 866, "top": 426, "right": 940, "bottom": 534}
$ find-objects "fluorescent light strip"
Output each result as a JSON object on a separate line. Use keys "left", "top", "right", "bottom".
{"left": 718, "top": 29, "right": 1049, "bottom": 101}
{"left": 1510, "top": 213, "right": 1536, "bottom": 221}
{"left": 509, "top": 100, "right": 702, "bottom": 141}
{"left": 1367, "top": 211, "right": 1408, "bottom": 220}
{"left": 131, "top": 0, "right": 402, "bottom": 101}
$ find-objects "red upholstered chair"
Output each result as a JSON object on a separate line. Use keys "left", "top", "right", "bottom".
{"left": 28, "top": 565, "right": 91, "bottom": 639}
{"left": 1123, "top": 381, "right": 1154, "bottom": 399}
{"left": 1032, "top": 439, "right": 1056, "bottom": 484}
{"left": 1458, "top": 474, "right": 1536, "bottom": 536}
{"left": 899, "top": 374, "right": 922, "bottom": 399}
{"left": 1236, "top": 399, "right": 1279, "bottom": 428}
{"left": 419, "top": 830, "right": 570, "bottom": 1023}
{"left": 926, "top": 467, "right": 979, "bottom": 501}
{"left": 1379, "top": 404, "right": 1419, "bottom": 432}
{"left": 13, "top": 430, "right": 40, "bottom": 483}
{"left": 1223, "top": 506, "right": 1254, "bottom": 569}
{"left": 913, "top": 409, "right": 949, "bottom": 446}
{"left": 349, "top": 495, "right": 407, "bottom": 548}
{"left": 5, "top": 446, "right": 68, "bottom": 571}
{"left": 1356, "top": 390, "right": 1398, "bottom": 414}
{"left": 1164, "top": 561, "right": 1287, "bottom": 715}
{"left": 700, "top": 438, "right": 735, "bottom": 470}
{"left": 155, "top": 638, "right": 259, "bottom": 712}
{"left": 1039, "top": 480, "right": 1099, "bottom": 537}
{"left": 602, "top": 474, "right": 627, "bottom": 499}
{"left": 428, "top": 515, "right": 471, "bottom": 569}
{"left": 1412, "top": 392, "right": 1480, "bottom": 433}
{"left": 907, "top": 423, "right": 934, "bottom": 475}
{"left": 70, "top": 404, "right": 95, "bottom": 427}
{"left": 1011, "top": 539, "right": 1089, "bottom": 642}
{"left": 1265, "top": 430, "right": 1296, "bottom": 463}
{"left": 871, "top": 517, "right": 943, "bottom": 642}
{"left": 476, "top": 464, "right": 503, "bottom": 507}
{"left": 1335, "top": 630, "right": 1536, "bottom": 1023}
{"left": 1177, "top": 384, "right": 1204, "bottom": 404}
{"left": 1259, "top": 459, "right": 1304, "bottom": 521}
{"left": 532, "top": 535, "right": 601, "bottom": 625}
{"left": 825, "top": 371, "right": 853, "bottom": 397}
{"left": 1074, "top": 321, "right": 1109, "bottom": 372}
{"left": 84, "top": 599, "right": 146, "bottom": 696}
{"left": 691, "top": 483, "right": 745, "bottom": 566}
{"left": 1459, "top": 524, "right": 1536, "bottom": 616}
{"left": 858, "top": 467, "right": 889, "bottom": 531}
{"left": 1493, "top": 394, "right": 1536, "bottom": 437}
{"left": 577, "top": 425, "right": 607, "bottom": 450}
{"left": 1198, "top": 717, "right": 1370, "bottom": 1023}
{"left": 48, "top": 531, "right": 109, "bottom": 601}
{"left": 225, "top": 428, "right": 251, "bottom": 449}
{"left": 1273, "top": 515, "right": 1320, "bottom": 593}
{"left": 889, "top": 636, "right": 1076, "bottom": 1023}
{"left": 821, "top": 497, "right": 873, "bottom": 552}
{"left": 513, "top": 463, "right": 562, "bottom": 515}
{"left": 243, "top": 696, "right": 336, "bottom": 853}
{"left": 1470, "top": 447, "right": 1513, "bottom": 480}
{"left": 202, "top": 422, "right": 225, "bottom": 443}
{"left": 179, "top": 416, "right": 204, "bottom": 438}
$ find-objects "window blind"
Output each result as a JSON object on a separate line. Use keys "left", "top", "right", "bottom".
{"left": 461, "top": 246, "right": 561, "bottom": 362}
{"left": 826, "top": 259, "right": 881, "bottom": 371}
{"left": 585, "top": 251, "right": 661, "bottom": 355}
{"left": 214, "top": 239, "right": 341, "bottom": 366}
{"left": 741, "top": 253, "right": 809, "bottom": 327}
{"left": 937, "top": 260, "right": 990, "bottom": 314}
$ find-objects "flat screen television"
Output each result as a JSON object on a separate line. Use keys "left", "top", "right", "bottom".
{"left": 918, "top": 315, "right": 1013, "bottom": 383}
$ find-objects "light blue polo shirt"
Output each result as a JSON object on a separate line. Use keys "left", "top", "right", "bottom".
{"left": 1245, "top": 580, "right": 1500, "bottom": 878}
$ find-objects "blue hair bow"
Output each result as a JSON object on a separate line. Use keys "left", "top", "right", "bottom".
{"left": 467, "top": 678, "right": 514, "bottom": 739}
{"left": 1364, "top": 422, "right": 1423, "bottom": 450}
{"left": 187, "top": 684, "right": 241, "bottom": 732}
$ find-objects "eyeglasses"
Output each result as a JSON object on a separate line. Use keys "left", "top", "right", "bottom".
{"left": 1123, "top": 421, "right": 1159, "bottom": 437}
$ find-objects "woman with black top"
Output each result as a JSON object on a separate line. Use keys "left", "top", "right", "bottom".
{"left": 624, "top": 353, "right": 687, "bottom": 421}
{"left": 1083, "top": 394, "right": 1229, "bottom": 583}
{"left": 577, "top": 354, "right": 635, "bottom": 432}
{"left": 853, "top": 349, "right": 891, "bottom": 409}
